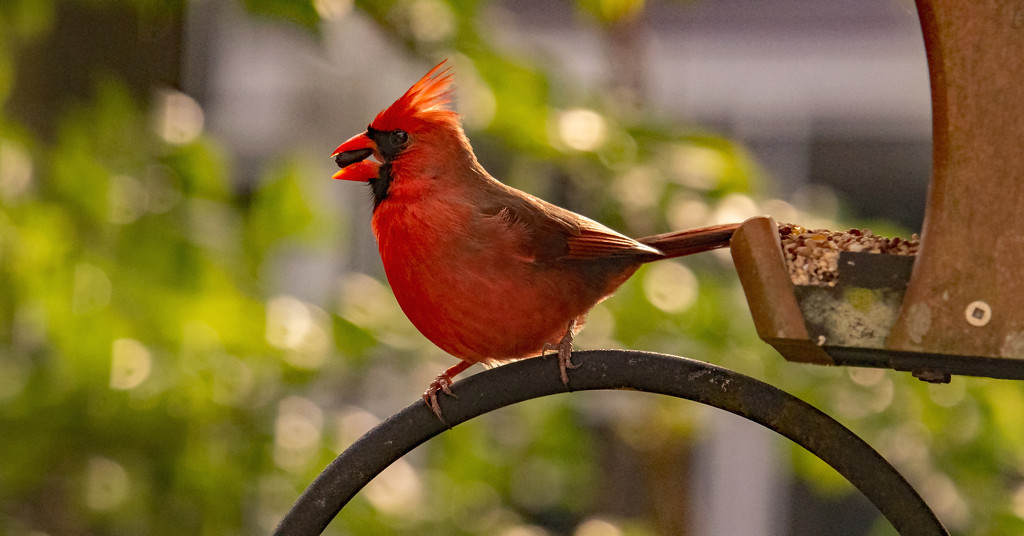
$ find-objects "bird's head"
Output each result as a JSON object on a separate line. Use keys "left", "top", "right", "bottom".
{"left": 331, "top": 60, "right": 459, "bottom": 198}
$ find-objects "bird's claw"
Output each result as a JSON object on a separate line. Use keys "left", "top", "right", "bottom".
{"left": 543, "top": 319, "right": 577, "bottom": 385}
{"left": 558, "top": 342, "right": 577, "bottom": 383}
{"left": 421, "top": 361, "right": 473, "bottom": 425}
{"left": 423, "top": 373, "right": 457, "bottom": 425}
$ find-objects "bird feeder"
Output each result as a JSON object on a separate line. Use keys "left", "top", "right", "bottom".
{"left": 732, "top": 0, "right": 1024, "bottom": 382}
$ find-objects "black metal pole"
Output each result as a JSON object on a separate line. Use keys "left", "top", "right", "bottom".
{"left": 274, "top": 350, "right": 947, "bottom": 536}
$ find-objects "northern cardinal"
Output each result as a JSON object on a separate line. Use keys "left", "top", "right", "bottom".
{"left": 332, "top": 60, "right": 737, "bottom": 420}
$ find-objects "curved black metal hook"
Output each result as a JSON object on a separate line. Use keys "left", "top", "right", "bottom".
{"left": 274, "top": 350, "right": 948, "bottom": 536}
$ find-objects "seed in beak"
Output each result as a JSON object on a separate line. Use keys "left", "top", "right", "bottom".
{"left": 334, "top": 148, "right": 374, "bottom": 169}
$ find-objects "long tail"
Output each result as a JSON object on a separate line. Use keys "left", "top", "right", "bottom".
{"left": 637, "top": 223, "right": 740, "bottom": 260}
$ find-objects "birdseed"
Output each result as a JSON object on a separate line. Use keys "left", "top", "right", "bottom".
{"left": 778, "top": 223, "right": 919, "bottom": 286}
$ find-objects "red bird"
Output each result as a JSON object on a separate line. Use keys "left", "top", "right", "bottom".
{"left": 332, "top": 61, "right": 737, "bottom": 419}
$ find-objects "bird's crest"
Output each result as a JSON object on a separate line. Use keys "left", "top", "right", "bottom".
{"left": 372, "top": 60, "right": 456, "bottom": 130}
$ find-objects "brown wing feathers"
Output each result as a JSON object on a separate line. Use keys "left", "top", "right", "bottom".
{"left": 480, "top": 175, "right": 737, "bottom": 264}
{"left": 637, "top": 223, "right": 739, "bottom": 260}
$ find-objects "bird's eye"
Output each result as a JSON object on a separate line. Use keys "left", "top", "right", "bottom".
{"left": 390, "top": 130, "right": 409, "bottom": 147}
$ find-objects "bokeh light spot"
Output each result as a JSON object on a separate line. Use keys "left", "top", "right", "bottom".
{"left": 144, "top": 165, "right": 182, "bottom": 214}
{"left": 499, "top": 526, "right": 549, "bottom": 536}
{"left": 337, "top": 273, "right": 394, "bottom": 329}
{"left": 927, "top": 381, "right": 966, "bottom": 408}
{"left": 666, "top": 192, "right": 711, "bottom": 230}
{"left": 107, "top": 174, "right": 149, "bottom": 224}
{"left": 848, "top": 367, "right": 885, "bottom": 386}
{"left": 274, "top": 396, "right": 324, "bottom": 472}
{"left": 73, "top": 262, "right": 112, "bottom": 315}
{"left": 643, "top": 261, "right": 698, "bottom": 313}
{"left": 110, "top": 338, "right": 152, "bottom": 390}
{"left": 210, "top": 355, "right": 257, "bottom": 407}
{"left": 669, "top": 144, "right": 726, "bottom": 190}
{"left": 154, "top": 89, "right": 204, "bottom": 145}
{"left": 574, "top": 517, "right": 623, "bottom": 536}
{"left": 0, "top": 139, "right": 33, "bottom": 201}
{"left": 712, "top": 193, "right": 759, "bottom": 225}
{"left": 557, "top": 109, "right": 608, "bottom": 152}
{"left": 920, "top": 472, "right": 970, "bottom": 531}
{"left": 85, "top": 457, "right": 129, "bottom": 511}
{"left": 406, "top": 0, "right": 455, "bottom": 43}
{"left": 334, "top": 406, "right": 381, "bottom": 452}
{"left": 1012, "top": 484, "right": 1024, "bottom": 519}
{"left": 265, "top": 295, "right": 330, "bottom": 369}
{"left": 611, "top": 166, "right": 663, "bottom": 210}
{"left": 314, "top": 0, "right": 352, "bottom": 21}
{"left": 363, "top": 458, "right": 423, "bottom": 515}
{"left": 758, "top": 198, "right": 801, "bottom": 226}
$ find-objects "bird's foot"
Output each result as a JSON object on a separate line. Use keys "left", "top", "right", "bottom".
{"left": 422, "top": 361, "right": 472, "bottom": 424}
{"left": 542, "top": 320, "right": 577, "bottom": 385}
{"left": 423, "top": 375, "right": 454, "bottom": 424}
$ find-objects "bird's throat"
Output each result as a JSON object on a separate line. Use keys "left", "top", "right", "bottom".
{"left": 370, "top": 162, "right": 393, "bottom": 209}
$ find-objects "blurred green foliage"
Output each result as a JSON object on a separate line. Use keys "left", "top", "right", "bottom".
{"left": 2, "top": 1, "right": 1024, "bottom": 535}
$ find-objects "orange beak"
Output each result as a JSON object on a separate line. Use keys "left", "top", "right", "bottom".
{"left": 331, "top": 132, "right": 381, "bottom": 181}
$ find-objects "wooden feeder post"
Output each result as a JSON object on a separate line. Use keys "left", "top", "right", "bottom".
{"left": 887, "top": 0, "right": 1024, "bottom": 359}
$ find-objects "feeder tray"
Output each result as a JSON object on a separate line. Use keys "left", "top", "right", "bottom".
{"left": 732, "top": 216, "right": 1024, "bottom": 382}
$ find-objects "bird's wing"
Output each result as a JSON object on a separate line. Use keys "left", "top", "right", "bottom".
{"left": 480, "top": 184, "right": 661, "bottom": 264}
{"left": 562, "top": 215, "right": 662, "bottom": 260}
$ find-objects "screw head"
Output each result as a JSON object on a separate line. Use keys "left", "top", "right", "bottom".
{"left": 965, "top": 301, "right": 991, "bottom": 327}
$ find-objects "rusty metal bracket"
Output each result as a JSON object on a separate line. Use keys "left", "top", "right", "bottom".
{"left": 273, "top": 350, "right": 947, "bottom": 535}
